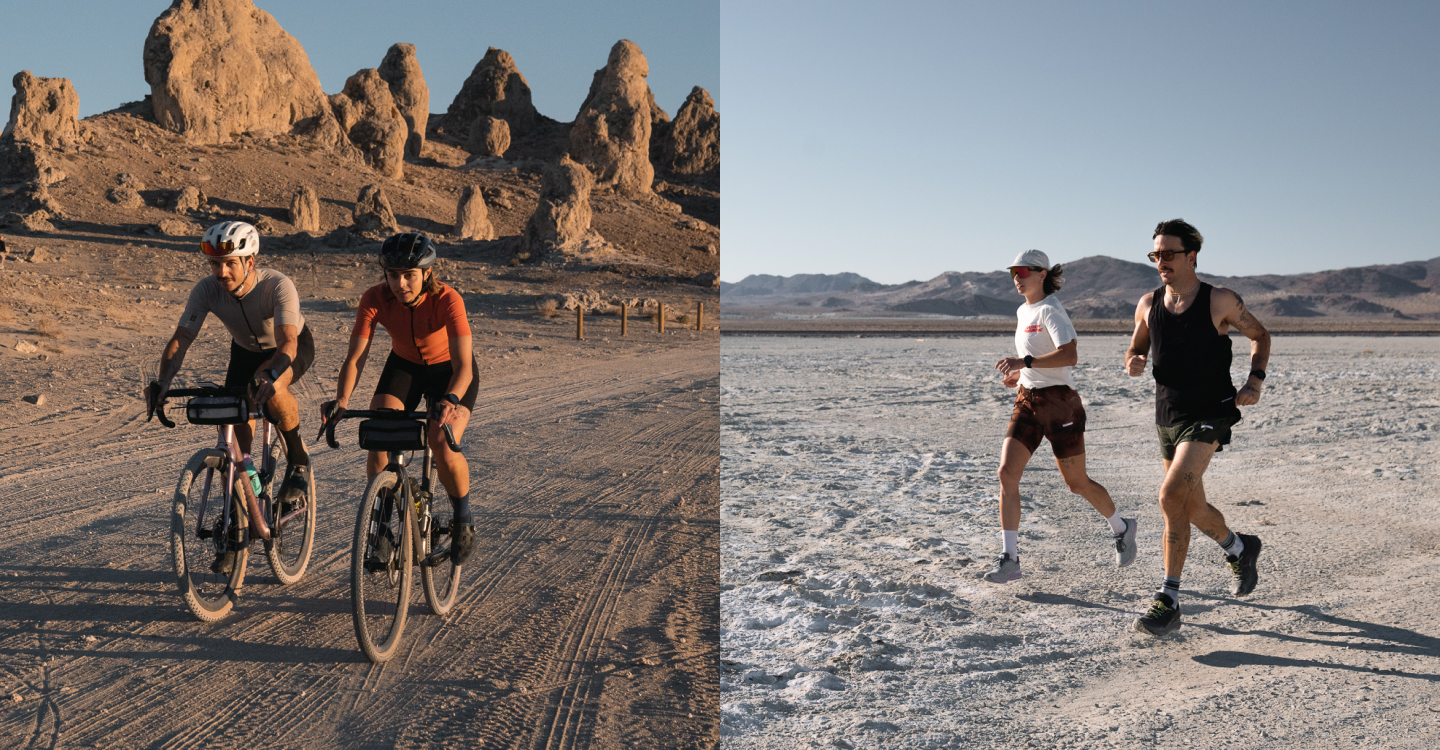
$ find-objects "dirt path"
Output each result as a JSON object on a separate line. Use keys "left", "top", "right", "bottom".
{"left": 0, "top": 274, "right": 718, "bottom": 749}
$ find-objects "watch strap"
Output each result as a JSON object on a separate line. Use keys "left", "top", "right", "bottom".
{"left": 1250, "top": 369, "right": 1266, "bottom": 381}
{"left": 1023, "top": 355, "right": 1034, "bottom": 368}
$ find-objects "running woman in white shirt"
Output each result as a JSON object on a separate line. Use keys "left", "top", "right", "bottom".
{"left": 983, "top": 249, "right": 1137, "bottom": 583}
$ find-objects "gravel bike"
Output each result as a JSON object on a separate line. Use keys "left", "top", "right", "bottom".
{"left": 149, "top": 384, "right": 317, "bottom": 622}
{"left": 323, "top": 400, "right": 464, "bottom": 663}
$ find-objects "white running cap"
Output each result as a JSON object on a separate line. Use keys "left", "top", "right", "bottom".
{"left": 1007, "top": 249, "right": 1050, "bottom": 270}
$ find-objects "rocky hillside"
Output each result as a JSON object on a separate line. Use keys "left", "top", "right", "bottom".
{"left": 1, "top": 0, "right": 719, "bottom": 287}
{"left": 723, "top": 255, "right": 1440, "bottom": 320}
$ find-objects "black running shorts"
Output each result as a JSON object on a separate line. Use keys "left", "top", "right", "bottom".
{"left": 1005, "top": 384, "right": 1086, "bottom": 459}
{"left": 375, "top": 352, "right": 479, "bottom": 412}
{"left": 224, "top": 325, "right": 315, "bottom": 392}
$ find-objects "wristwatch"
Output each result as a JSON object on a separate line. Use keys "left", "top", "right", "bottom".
{"left": 265, "top": 368, "right": 281, "bottom": 382}
{"left": 444, "top": 393, "right": 461, "bottom": 406}
{"left": 1023, "top": 355, "right": 1034, "bottom": 368}
{"left": 1250, "top": 369, "right": 1266, "bottom": 381}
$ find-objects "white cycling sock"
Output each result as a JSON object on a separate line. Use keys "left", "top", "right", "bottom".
{"left": 1220, "top": 531, "right": 1245, "bottom": 559}
{"left": 1001, "top": 529, "right": 1018, "bottom": 557}
{"left": 1105, "top": 512, "right": 1127, "bottom": 536}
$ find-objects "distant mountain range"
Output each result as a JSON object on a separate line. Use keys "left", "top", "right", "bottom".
{"left": 720, "top": 255, "right": 1440, "bottom": 319}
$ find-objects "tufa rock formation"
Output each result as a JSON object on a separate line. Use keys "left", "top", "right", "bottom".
{"left": 523, "top": 155, "right": 594, "bottom": 256}
{"left": 170, "top": 185, "right": 206, "bottom": 213}
{"left": 142, "top": 0, "right": 342, "bottom": 146}
{"left": 352, "top": 184, "right": 398, "bottom": 234}
{"left": 570, "top": 40, "right": 655, "bottom": 197}
{"left": 441, "top": 48, "right": 539, "bottom": 137}
{"left": 289, "top": 185, "right": 320, "bottom": 231}
{"left": 377, "top": 43, "right": 428, "bottom": 158}
{"left": 657, "top": 86, "right": 719, "bottom": 180}
{"left": 4, "top": 71, "right": 82, "bottom": 148}
{"left": 329, "top": 69, "right": 408, "bottom": 180}
{"left": 467, "top": 115, "right": 510, "bottom": 157}
{"left": 454, "top": 185, "right": 494, "bottom": 240}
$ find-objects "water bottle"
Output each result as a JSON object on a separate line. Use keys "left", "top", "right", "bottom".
{"left": 242, "top": 454, "right": 263, "bottom": 497}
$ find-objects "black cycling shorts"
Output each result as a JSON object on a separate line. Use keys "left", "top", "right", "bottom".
{"left": 224, "top": 325, "right": 315, "bottom": 392}
{"left": 375, "top": 352, "right": 479, "bottom": 412}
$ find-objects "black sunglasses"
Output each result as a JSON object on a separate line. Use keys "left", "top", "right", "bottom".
{"left": 1147, "top": 249, "right": 1194, "bottom": 262}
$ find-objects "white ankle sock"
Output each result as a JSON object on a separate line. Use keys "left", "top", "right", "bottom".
{"left": 1157, "top": 576, "right": 1181, "bottom": 605}
{"left": 1001, "top": 530, "right": 1018, "bottom": 557}
{"left": 1220, "top": 531, "right": 1245, "bottom": 559}
{"left": 1105, "top": 512, "right": 1127, "bottom": 535}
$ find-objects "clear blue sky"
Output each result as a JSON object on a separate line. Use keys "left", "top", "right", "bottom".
{"left": 0, "top": 0, "right": 718, "bottom": 125}
{"left": 722, "top": 0, "right": 1440, "bottom": 283}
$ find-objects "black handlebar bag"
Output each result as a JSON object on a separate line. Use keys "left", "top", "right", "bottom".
{"left": 186, "top": 397, "right": 249, "bottom": 425}
{"left": 358, "top": 419, "right": 427, "bottom": 452}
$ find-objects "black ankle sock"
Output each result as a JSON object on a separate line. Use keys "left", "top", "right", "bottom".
{"left": 281, "top": 426, "right": 309, "bottom": 466}
{"left": 451, "top": 493, "right": 472, "bottom": 524}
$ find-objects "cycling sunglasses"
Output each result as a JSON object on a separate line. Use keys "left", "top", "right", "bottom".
{"left": 1147, "top": 249, "right": 1195, "bottom": 262}
{"left": 1009, "top": 266, "right": 1043, "bottom": 279}
{"left": 201, "top": 240, "right": 240, "bottom": 256}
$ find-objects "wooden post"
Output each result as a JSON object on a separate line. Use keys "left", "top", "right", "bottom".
{"left": 577, "top": 306, "right": 584, "bottom": 340}
{"left": 621, "top": 304, "right": 628, "bottom": 336}
{"left": 697, "top": 302, "right": 704, "bottom": 330}
{"left": 658, "top": 302, "right": 665, "bottom": 333}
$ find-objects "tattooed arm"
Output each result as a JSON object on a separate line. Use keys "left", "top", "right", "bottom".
{"left": 1216, "top": 288, "right": 1271, "bottom": 406}
{"left": 1125, "top": 294, "right": 1153, "bottom": 377}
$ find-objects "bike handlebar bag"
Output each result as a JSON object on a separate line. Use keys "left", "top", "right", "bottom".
{"left": 186, "top": 396, "right": 249, "bottom": 425}
{"left": 358, "top": 419, "right": 427, "bottom": 451}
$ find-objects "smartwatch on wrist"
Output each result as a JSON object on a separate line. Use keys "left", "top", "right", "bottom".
{"left": 1249, "top": 369, "right": 1266, "bottom": 382}
{"left": 265, "top": 368, "right": 280, "bottom": 382}
{"left": 444, "top": 393, "right": 461, "bottom": 406}
{"left": 1023, "top": 355, "right": 1034, "bottom": 368}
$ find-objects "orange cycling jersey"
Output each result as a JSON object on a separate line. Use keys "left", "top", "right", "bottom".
{"left": 352, "top": 283, "right": 471, "bottom": 365}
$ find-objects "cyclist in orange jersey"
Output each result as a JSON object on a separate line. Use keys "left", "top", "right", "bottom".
{"left": 326, "top": 233, "right": 478, "bottom": 564}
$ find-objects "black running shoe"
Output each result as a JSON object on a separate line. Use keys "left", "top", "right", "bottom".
{"left": 1226, "top": 533, "right": 1262, "bottom": 596}
{"left": 1133, "top": 594, "right": 1182, "bottom": 636}
{"left": 451, "top": 522, "right": 475, "bottom": 566}
{"left": 278, "top": 464, "right": 310, "bottom": 514}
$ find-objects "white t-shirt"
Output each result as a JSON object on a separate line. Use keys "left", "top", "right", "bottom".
{"left": 1014, "top": 295, "right": 1077, "bottom": 389}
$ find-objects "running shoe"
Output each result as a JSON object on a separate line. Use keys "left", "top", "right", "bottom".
{"left": 981, "top": 553, "right": 1021, "bottom": 584}
{"left": 1133, "top": 594, "right": 1181, "bottom": 636}
{"left": 451, "top": 522, "right": 475, "bottom": 566}
{"left": 1226, "top": 533, "right": 1262, "bottom": 596}
{"left": 278, "top": 464, "right": 310, "bottom": 512}
{"left": 1113, "top": 517, "right": 1138, "bottom": 567}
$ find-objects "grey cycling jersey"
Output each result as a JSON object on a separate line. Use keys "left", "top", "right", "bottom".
{"left": 178, "top": 268, "right": 305, "bottom": 352}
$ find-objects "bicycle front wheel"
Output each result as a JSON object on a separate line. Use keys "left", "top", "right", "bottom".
{"left": 264, "top": 431, "right": 316, "bottom": 585}
{"left": 351, "top": 470, "right": 413, "bottom": 663}
{"left": 171, "top": 449, "right": 249, "bottom": 622}
{"left": 421, "top": 465, "right": 462, "bottom": 616}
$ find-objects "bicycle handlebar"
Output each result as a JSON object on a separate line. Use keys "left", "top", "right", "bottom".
{"left": 322, "top": 406, "right": 461, "bottom": 452}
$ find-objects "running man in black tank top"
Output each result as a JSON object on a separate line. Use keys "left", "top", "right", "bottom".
{"left": 1123, "top": 219, "right": 1272, "bottom": 636}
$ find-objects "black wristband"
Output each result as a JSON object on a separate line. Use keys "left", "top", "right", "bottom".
{"left": 267, "top": 353, "right": 293, "bottom": 379}
{"left": 1023, "top": 355, "right": 1034, "bottom": 368}
{"left": 444, "top": 393, "right": 461, "bottom": 406}
{"left": 1250, "top": 369, "right": 1266, "bottom": 381}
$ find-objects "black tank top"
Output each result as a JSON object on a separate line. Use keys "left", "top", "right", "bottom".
{"left": 1148, "top": 283, "right": 1241, "bottom": 427}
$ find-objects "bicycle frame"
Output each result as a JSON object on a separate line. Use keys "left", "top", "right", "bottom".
{"left": 194, "top": 419, "right": 277, "bottom": 543}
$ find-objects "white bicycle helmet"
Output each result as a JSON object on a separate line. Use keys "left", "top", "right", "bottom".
{"left": 201, "top": 221, "right": 261, "bottom": 258}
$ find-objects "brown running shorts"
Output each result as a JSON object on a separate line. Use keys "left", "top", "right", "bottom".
{"left": 1005, "top": 384, "right": 1086, "bottom": 458}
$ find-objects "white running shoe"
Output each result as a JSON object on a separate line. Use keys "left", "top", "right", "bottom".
{"left": 1114, "top": 517, "right": 1138, "bottom": 567}
{"left": 981, "top": 553, "right": 1022, "bottom": 583}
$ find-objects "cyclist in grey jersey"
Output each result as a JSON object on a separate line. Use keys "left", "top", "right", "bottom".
{"left": 148, "top": 221, "right": 315, "bottom": 505}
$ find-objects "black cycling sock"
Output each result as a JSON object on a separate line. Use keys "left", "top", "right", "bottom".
{"left": 450, "top": 493, "right": 472, "bottom": 524}
{"left": 281, "top": 426, "right": 309, "bottom": 465}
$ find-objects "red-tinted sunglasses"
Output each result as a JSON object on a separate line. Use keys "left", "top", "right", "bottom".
{"left": 1009, "top": 266, "right": 1043, "bottom": 279}
{"left": 201, "top": 240, "right": 239, "bottom": 256}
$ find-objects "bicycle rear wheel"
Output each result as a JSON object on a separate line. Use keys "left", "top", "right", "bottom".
{"left": 421, "top": 466, "right": 462, "bottom": 616}
{"left": 171, "top": 449, "right": 249, "bottom": 622}
{"left": 263, "top": 431, "right": 316, "bottom": 584}
{"left": 351, "top": 470, "right": 413, "bottom": 663}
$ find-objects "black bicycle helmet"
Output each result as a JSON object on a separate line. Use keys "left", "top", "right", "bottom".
{"left": 379, "top": 232, "right": 437, "bottom": 270}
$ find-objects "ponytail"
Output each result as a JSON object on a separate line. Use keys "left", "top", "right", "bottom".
{"left": 1043, "top": 264, "right": 1064, "bottom": 295}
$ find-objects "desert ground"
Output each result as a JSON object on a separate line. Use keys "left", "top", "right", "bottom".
{"left": 0, "top": 242, "right": 718, "bottom": 749}
{"left": 721, "top": 334, "right": 1440, "bottom": 749}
